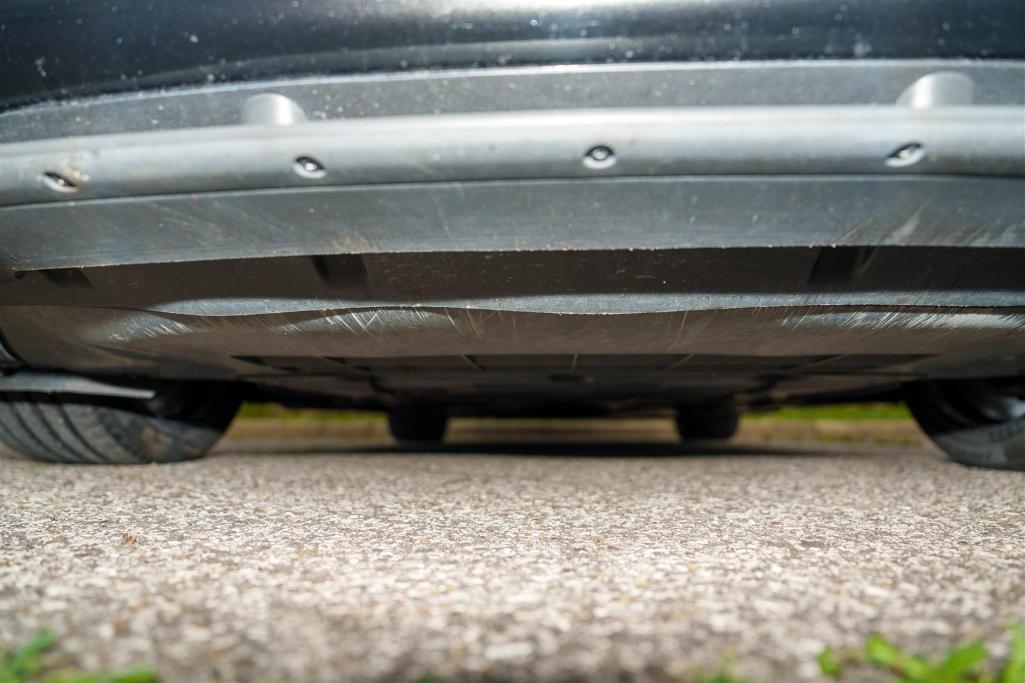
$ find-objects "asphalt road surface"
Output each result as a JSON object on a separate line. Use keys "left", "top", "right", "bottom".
{"left": 1, "top": 424, "right": 1023, "bottom": 682}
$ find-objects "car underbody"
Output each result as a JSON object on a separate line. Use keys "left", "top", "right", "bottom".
{"left": 0, "top": 1, "right": 1023, "bottom": 466}
{"left": 1, "top": 243, "right": 1024, "bottom": 415}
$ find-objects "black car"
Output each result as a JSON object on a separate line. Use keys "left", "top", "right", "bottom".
{"left": 0, "top": 0, "right": 1023, "bottom": 467}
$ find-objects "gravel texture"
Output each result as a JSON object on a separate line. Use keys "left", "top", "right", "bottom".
{"left": 1, "top": 427, "right": 1023, "bottom": 682}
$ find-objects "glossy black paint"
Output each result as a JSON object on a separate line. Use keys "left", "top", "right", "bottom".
{"left": 2, "top": 0, "right": 1023, "bottom": 111}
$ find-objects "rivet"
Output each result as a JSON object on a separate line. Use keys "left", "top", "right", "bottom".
{"left": 583, "top": 145, "right": 616, "bottom": 169}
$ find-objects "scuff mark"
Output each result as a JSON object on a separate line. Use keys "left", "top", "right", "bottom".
{"left": 887, "top": 201, "right": 930, "bottom": 244}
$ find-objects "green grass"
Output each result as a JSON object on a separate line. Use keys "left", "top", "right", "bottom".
{"left": 238, "top": 402, "right": 913, "bottom": 422}
{"left": 9, "top": 625, "right": 1021, "bottom": 683}
{"left": 748, "top": 403, "right": 912, "bottom": 421}
{"left": 818, "top": 624, "right": 1025, "bottom": 682}
{"left": 0, "top": 630, "right": 157, "bottom": 683}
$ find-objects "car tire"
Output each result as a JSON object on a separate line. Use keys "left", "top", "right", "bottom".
{"left": 905, "top": 380, "right": 1025, "bottom": 470}
{"left": 388, "top": 407, "right": 447, "bottom": 444}
{"left": 676, "top": 408, "right": 740, "bottom": 440}
{"left": 0, "top": 384, "right": 239, "bottom": 464}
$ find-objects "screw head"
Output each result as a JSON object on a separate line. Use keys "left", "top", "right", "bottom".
{"left": 583, "top": 145, "right": 616, "bottom": 169}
